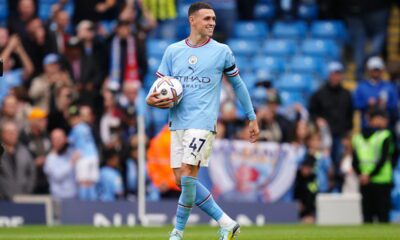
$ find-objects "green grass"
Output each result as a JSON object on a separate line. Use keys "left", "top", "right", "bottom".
{"left": 0, "top": 225, "right": 399, "bottom": 240}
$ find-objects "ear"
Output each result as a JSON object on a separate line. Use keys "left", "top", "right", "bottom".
{"left": 189, "top": 15, "right": 195, "bottom": 25}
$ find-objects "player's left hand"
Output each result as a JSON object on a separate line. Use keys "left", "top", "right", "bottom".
{"left": 248, "top": 120, "right": 259, "bottom": 143}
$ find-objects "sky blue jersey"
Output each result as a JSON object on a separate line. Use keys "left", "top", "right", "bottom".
{"left": 156, "top": 38, "right": 256, "bottom": 131}
{"left": 68, "top": 122, "right": 98, "bottom": 158}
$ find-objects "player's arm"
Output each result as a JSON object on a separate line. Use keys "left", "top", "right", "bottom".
{"left": 146, "top": 46, "right": 173, "bottom": 109}
{"left": 223, "top": 46, "right": 259, "bottom": 142}
{"left": 226, "top": 72, "right": 259, "bottom": 143}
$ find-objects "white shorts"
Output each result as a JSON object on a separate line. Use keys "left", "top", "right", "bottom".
{"left": 75, "top": 156, "right": 99, "bottom": 182}
{"left": 170, "top": 129, "right": 216, "bottom": 168}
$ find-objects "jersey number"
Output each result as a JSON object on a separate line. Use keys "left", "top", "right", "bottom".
{"left": 189, "top": 138, "right": 206, "bottom": 152}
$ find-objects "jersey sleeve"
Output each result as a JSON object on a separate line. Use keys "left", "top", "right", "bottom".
{"left": 156, "top": 46, "right": 172, "bottom": 78}
{"left": 223, "top": 46, "right": 239, "bottom": 77}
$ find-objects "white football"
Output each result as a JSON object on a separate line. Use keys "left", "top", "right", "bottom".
{"left": 151, "top": 76, "right": 183, "bottom": 108}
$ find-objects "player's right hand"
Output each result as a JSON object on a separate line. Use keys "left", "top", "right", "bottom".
{"left": 146, "top": 92, "right": 173, "bottom": 109}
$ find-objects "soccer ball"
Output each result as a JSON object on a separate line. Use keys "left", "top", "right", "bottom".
{"left": 151, "top": 76, "right": 183, "bottom": 108}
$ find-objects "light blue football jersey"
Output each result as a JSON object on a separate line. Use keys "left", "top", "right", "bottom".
{"left": 156, "top": 38, "right": 252, "bottom": 131}
{"left": 68, "top": 122, "right": 98, "bottom": 158}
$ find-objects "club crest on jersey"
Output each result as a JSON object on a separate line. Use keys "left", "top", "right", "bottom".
{"left": 188, "top": 55, "right": 198, "bottom": 65}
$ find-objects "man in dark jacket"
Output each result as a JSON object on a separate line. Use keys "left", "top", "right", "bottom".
{"left": 309, "top": 61, "right": 353, "bottom": 189}
{"left": 0, "top": 121, "right": 35, "bottom": 200}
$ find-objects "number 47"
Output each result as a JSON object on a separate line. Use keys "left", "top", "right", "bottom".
{"left": 189, "top": 138, "right": 206, "bottom": 152}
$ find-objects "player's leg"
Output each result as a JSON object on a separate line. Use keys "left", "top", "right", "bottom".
{"left": 186, "top": 129, "right": 239, "bottom": 239}
{"left": 170, "top": 163, "right": 199, "bottom": 240}
{"left": 170, "top": 130, "right": 198, "bottom": 239}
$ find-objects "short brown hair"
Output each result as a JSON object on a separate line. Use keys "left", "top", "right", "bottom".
{"left": 188, "top": 2, "right": 213, "bottom": 16}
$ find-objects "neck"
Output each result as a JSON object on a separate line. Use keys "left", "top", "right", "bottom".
{"left": 188, "top": 33, "right": 209, "bottom": 46}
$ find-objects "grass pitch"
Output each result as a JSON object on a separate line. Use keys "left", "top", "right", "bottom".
{"left": 0, "top": 225, "right": 399, "bottom": 240}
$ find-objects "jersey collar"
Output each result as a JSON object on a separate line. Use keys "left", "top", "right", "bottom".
{"left": 185, "top": 38, "right": 211, "bottom": 48}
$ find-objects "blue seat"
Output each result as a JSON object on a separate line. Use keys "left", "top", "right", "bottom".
{"left": 310, "top": 20, "right": 346, "bottom": 41}
{"left": 178, "top": 4, "right": 191, "bottom": 18}
{"left": 39, "top": 3, "right": 52, "bottom": 20}
{"left": 235, "top": 56, "right": 253, "bottom": 73}
{"left": 298, "top": 3, "right": 318, "bottom": 20}
{"left": 279, "top": 91, "right": 306, "bottom": 107}
{"left": 254, "top": 3, "right": 276, "bottom": 21}
{"left": 99, "top": 20, "right": 117, "bottom": 36}
{"left": 0, "top": 3, "right": 8, "bottom": 21}
{"left": 272, "top": 21, "right": 307, "bottom": 39}
{"left": 263, "top": 39, "right": 297, "bottom": 57}
{"left": 288, "top": 55, "right": 323, "bottom": 75}
{"left": 301, "top": 39, "right": 341, "bottom": 59}
{"left": 227, "top": 39, "right": 260, "bottom": 57}
{"left": 147, "top": 39, "right": 175, "bottom": 57}
{"left": 233, "top": 21, "right": 268, "bottom": 39}
{"left": 241, "top": 73, "right": 257, "bottom": 90}
{"left": 275, "top": 73, "right": 314, "bottom": 92}
{"left": 147, "top": 56, "right": 161, "bottom": 73}
{"left": 253, "top": 56, "right": 285, "bottom": 74}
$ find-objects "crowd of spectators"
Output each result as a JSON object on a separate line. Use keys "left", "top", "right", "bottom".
{"left": 0, "top": 0, "right": 399, "bottom": 224}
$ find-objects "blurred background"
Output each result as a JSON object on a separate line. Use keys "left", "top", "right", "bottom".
{"left": 0, "top": 0, "right": 399, "bottom": 227}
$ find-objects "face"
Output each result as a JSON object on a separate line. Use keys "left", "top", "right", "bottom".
{"left": 50, "top": 129, "right": 67, "bottom": 151}
{"left": 19, "top": 0, "right": 35, "bottom": 19}
{"left": 57, "top": 87, "right": 72, "bottom": 109}
{"left": 296, "top": 120, "right": 309, "bottom": 142}
{"left": 329, "top": 71, "right": 343, "bottom": 86}
{"left": 78, "top": 24, "right": 94, "bottom": 41}
{"left": 80, "top": 106, "right": 94, "bottom": 124}
{"left": 369, "top": 69, "right": 383, "bottom": 80}
{"left": 190, "top": 9, "right": 216, "bottom": 37}
{"left": 123, "top": 83, "right": 139, "bottom": 102}
{"left": 30, "top": 118, "right": 47, "bottom": 132}
{"left": 1, "top": 122, "right": 19, "bottom": 146}
{"left": 369, "top": 116, "right": 388, "bottom": 129}
{"left": 117, "top": 24, "right": 131, "bottom": 39}
{"left": 2, "top": 95, "right": 18, "bottom": 118}
{"left": 44, "top": 62, "right": 60, "bottom": 74}
{"left": 0, "top": 28, "right": 9, "bottom": 47}
{"left": 56, "top": 11, "right": 70, "bottom": 30}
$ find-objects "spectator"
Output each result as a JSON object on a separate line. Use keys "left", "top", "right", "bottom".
{"left": 98, "top": 148, "right": 124, "bottom": 201}
{"left": 340, "top": 0, "right": 391, "bottom": 80}
{"left": 0, "top": 95, "right": 23, "bottom": 127}
{"left": 353, "top": 56, "right": 398, "bottom": 130}
{"left": 100, "top": 89, "right": 122, "bottom": 147}
{"left": 340, "top": 134, "right": 359, "bottom": 193}
{"left": 125, "top": 137, "right": 138, "bottom": 198}
{"left": 352, "top": 108, "right": 395, "bottom": 223}
{"left": 73, "top": 0, "right": 118, "bottom": 25}
{"left": 8, "top": 0, "right": 37, "bottom": 39}
{"left": 73, "top": 20, "right": 107, "bottom": 103}
{"left": 47, "top": 85, "right": 73, "bottom": 133}
{"left": 0, "top": 121, "right": 35, "bottom": 200}
{"left": 47, "top": 10, "right": 71, "bottom": 55}
{"left": 22, "top": 18, "right": 58, "bottom": 80}
{"left": 118, "top": 1, "right": 157, "bottom": 32}
{"left": 147, "top": 125, "right": 180, "bottom": 198}
{"left": 219, "top": 101, "right": 244, "bottom": 139}
{"left": 29, "top": 53, "right": 72, "bottom": 111}
{"left": 294, "top": 152, "right": 317, "bottom": 223}
{"left": 107, "top": 20, "right": 148, "bottom": 91}
{"left": 256, "top": 105, "right": 283, "bottom": 142}
{"left": 0, "top": 31, "right": 34, "bottom": 103}
{"left": 118, "top": 81, "right": 141, "bottom": 140}
{"left": 44, "top": 128, "right": 78, "bottom": 200}
{"left": 260, "top": 91, "right": 295, "bottom": 143}
{"left": 79, "top": 104, "right": 102, "bottom": 149}
{"left": 68, "top": 105, "right": 99, "bottom": 200}
{"left": 19, "top": 108, "right": 51, "bottom": 194}
{"left": 310, "top": 62, "right": 353, "bottom": 189}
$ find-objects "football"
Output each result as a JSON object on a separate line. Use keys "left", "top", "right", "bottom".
{"left": 151, "top": 76, "right": 183, "bottom": 108}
